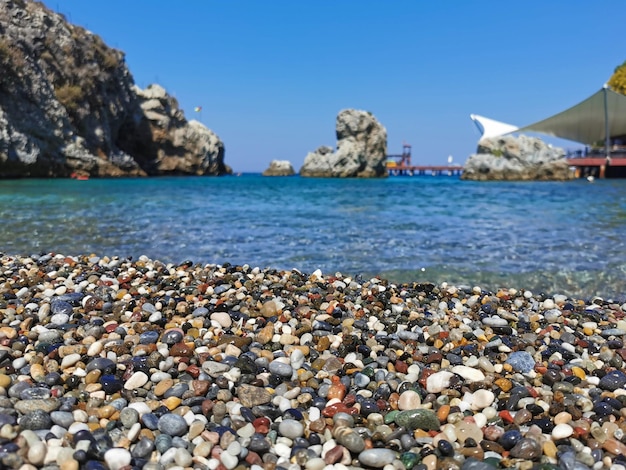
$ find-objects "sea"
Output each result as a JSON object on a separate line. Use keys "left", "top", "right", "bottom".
{"left": 1, "top": 174, "right": 626, "bottom": 300}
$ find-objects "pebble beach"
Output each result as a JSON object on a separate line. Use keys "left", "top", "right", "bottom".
{"left": 2, "top": 253, "right": 626, "bottom": 470}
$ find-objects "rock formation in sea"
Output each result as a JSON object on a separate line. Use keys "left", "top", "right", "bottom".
{"left": 461, "top": 135, "right": 574, "bottom": 181}
{"left": 262, "top": 160, "right": 295, "bottom": 176}
{"left": 0, "top": 0, "right": 229, "bottom": 177}
{"left": 300, "top": 109, "right": 387, "bottom": 178}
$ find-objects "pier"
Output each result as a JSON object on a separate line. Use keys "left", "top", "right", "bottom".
{"left": 386, "top": 144, "right": 463, "bottom": 176}
{"left": 567, "top": 147, "right": 626, "bottom": 178}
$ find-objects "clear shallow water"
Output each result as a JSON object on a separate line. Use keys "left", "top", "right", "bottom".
{"left": 1, "top": 174, "right": 626, "bottom": 298}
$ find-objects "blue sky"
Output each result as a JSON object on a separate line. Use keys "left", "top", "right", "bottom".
{"left": 53, "top": 1, "right": 626, "bottom": 172}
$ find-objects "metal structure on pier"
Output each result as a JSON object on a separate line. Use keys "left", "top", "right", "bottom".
{"left": 385, "top": 144, "right": 464, "bottom": 176}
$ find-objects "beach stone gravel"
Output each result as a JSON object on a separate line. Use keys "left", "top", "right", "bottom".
{"left": 2, "top": 252, "right": 626, "bottom": 470}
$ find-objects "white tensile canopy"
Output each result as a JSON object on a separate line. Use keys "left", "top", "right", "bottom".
{"left": 471, "top": 86, "right": 626, "bottom": 146}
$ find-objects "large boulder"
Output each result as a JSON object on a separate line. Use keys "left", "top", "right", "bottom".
{"left": 461, "top": 135, "right": 574, "bottom": 181}
{"left": 300, "top": 109, "right": 387, "bottom": 178}
{"left": 262, "top": 160, "right": 295, "bottom": 176}
{"left": 0, "top": 0, "right": 228, "bottom": 177}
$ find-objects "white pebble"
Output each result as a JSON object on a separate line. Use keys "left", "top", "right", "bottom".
{"left": 552, "top": 423, "right": 574, "bottom": 440}
{"left": 451, "top": 365, "right": 485, "bottom": 383}
{"left": 426, "top": 371, "right": 453, "bottom": 393}
{"left": 61, "top": 353, "right": 81, "bottom": 369}
{"left": 220, "top": 451, "right": 239, "bottom": 469}
{"left": 210, "top": 311, "right": 232, "bottom": 328}
{"left": 104, "top": 448, "right": 131, "bottom": 470}
{"left": 398, "top": 390, "right": 421, "bottom": 410}
{"left": 124, "top": 371, "right": 148, "bottom": 390}
{"left": 471, "top": 389, "right": 495, "bottom": 409}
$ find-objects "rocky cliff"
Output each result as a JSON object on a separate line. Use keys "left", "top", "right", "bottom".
{"left": 262, "top": 160, "right": 295, "bottom": 176}
{"left": 0, "top": 0, "right": 228, "bottom": 177}
{"left": 300, "top": 109, "right": 387, "bottom": 178}
{"left": 462, "top": 135, "right": 573, "bottom": 181}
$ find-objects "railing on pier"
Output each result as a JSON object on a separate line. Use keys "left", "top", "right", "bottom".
{"left": 386, "top": 144, "right": 463, "bottom": 176}
{"left": 387, "top": 164, "right": 464, "bottom": 176}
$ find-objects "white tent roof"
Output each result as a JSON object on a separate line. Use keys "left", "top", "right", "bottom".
{"left": 471, "top": 87, "right": 626, "bottom": 145}
{"left": 470, "top": 114, "right": 518, "bottom": 139}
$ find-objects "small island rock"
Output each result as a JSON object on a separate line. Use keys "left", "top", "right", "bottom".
{"left": 300, "top": 109, "right": 387, "bottom": 178}
{"left": 461, "top": 135, "right": 573, "bottom": 181}
{"left": 262, "top": 160, "right": 295, "bottom": 176}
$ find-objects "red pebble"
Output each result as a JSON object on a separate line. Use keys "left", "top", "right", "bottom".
{"left": 322, "top": 403, "right": 358, "bottom": 418}
{"left": 201, "top": 399, "right": 214, "bottom": 416}
{"left": 499, "top": 410, "right": 514, "bottom": 424}
{"left": 185, "top": 365, "right": 201, "bottom": 378}
{"left": 253, "top": 417, "right": 270, "bottom": 434}
{"left": 245, "top": 451, "right": 263, "bottom": 466}
{"left": 342, "top": 393, "right": 357, "bottom": 407}
{"left": 395, "top": 360, "right": 408, "bottom": 374}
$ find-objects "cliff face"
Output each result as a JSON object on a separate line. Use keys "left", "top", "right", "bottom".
{"left": 0, "top": 0, "right": 228, "bottom": 177}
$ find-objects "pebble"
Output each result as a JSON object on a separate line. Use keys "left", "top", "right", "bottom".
{"left": 0, "top": 252, "right": 625, "bottom": 470}
{"left": 358, "top": 448, "right": 398, "bottom": 467}
{"left": 103, "top": 448, "right": 131, "bottom": 470}
{"left": 157, "top": 414, "right": 188, "bottom": 436}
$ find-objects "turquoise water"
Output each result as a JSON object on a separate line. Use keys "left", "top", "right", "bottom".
{"left": 1, "top": 174, "right": 626, "bottom": 298}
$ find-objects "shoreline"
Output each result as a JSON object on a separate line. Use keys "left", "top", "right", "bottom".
{"left": 1, "top": 252, "right": 626, "bottom": 469}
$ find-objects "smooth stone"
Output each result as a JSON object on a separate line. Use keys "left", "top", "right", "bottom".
{"left": 28, "top": 441, "right": 47, "bottom": 466}
{"left": 174, "top": 448, "right": 193, "bottom": 467}
{"left": 336, "top": 428, "right": 365, "bottom": 453}
{"left": 50, "top": 411, "right": 74, "bottom": 429}
{"left": 462, "top": 457, "right": 497, "bottom": 470}
{"left": 100, "top": 375, "right": 123, "bottom": 395}
{"left": 155, "top": 434, "right": 173, "bottom": 454}
{"left": 85, "top": 358, "right": 115, "bottom": 374}
{"left": 509, "top": 438, "right": 542, "bottom": 460}
{"left": 470, "top": 389, "right": 495, "bottom": 409}
{"left": 211, "top": 312, "right": 232, "bottom": 329}
{"left": 451, "top": 365, "right": 485, "bottom": 383}
{"left": 162, "top": 329, "right": 184, "bottom": 345}
{"left": 131, "top": 438, "right": 155, "bottom": 459}
{"left": 599, "top": 370, "right": 626, "bottom": 391}
{"left": 139, "top": 331, "right": 159, "bottom": 344}
{"left": 50, "top": 300, "right": 73, "bottom": 315}
{"left": 358, "top": 449, "right": 398, "bottom": 467}
{"left": 268, "top": 361, "right": 293, "bottom": 378}
{"left": 104, "top": 448, "right": 131, "bottom": 470}
{"left": 398, "top": 390, "right": 421, "bottom": 410}
{"left": 552, "top": 423, "right": 574, "bottom": 440}
{"left": 278, "top": 419, "right": 303, "bottom": 439}
{"left": 157, "top": 414, "right": 188, "bottom": 437}
{"left": 394, "top": 409, "right": 440, "bottom": 431}
{"left": 124, "top": 371, "right": 149, "bottom": 390}
{"left": 119, "top": 408, "right": 139, "bottom": 429}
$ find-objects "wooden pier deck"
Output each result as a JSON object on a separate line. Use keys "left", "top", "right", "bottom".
{"left": 567, "top": 156, "right": 626, "bottom": 178}
{"left": 387, "top": 165, "right": 464, "bottom": 176}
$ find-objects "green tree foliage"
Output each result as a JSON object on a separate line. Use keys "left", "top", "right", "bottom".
{"left": 609, "top": 61, "right": 626, "bottom": 95}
